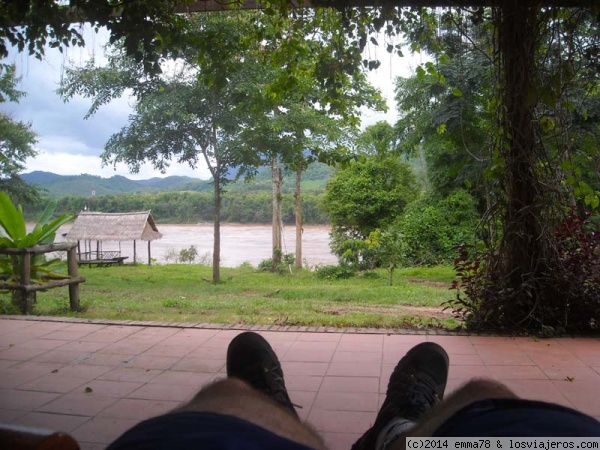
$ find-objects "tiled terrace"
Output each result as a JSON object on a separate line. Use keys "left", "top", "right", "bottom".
{"left": 0, "top": 317, "right": 599, "bottom": 450}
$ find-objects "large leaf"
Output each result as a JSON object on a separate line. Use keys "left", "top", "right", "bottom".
{"left": 29, "top": 200, "right": 57, "bottom": 241}
{"left": 21, "top": 211, "right": 74, "bottom": 248}
{"left": 37, "top": 214, "right": 75, "bottom": 245}
{"left": 0, "top": 196, "right": 74, "bottom": 287}
{"left": 30, "top": 257, "right": 69, "bottom": 282}
{"left": 0, "top": 237, "right": 13, "bottom": 249}
{"left": 0, "top": 192, "right": 25, "bottom": 246}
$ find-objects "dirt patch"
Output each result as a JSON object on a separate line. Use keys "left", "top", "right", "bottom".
{"left": 401, "top": 305, "right": 454, "bottom": 319}
{"left": 406, "top": 279, "right": 451, "bottom": 289}
{"left": 324, "top": 304, "right": 454, "bottom": 320}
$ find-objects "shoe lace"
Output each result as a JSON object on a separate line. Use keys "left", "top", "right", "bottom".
{"left": 387, "top": 372, "right": 440, "bottom": 419}
{"left": 247, "top": 363, "right": 301, "bottom": 410}
{"left": 404, "top": 373, "right": 440, "bottom": 415}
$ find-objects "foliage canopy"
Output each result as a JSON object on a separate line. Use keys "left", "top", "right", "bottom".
{"left": 0, "top": 64, "right": 39, "bottom": 203}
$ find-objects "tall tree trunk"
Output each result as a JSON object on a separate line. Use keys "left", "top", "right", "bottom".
{"left": 213, "top": 174, "right": 221, "bottom": 283}
{"left": 495, "top": 0, "right": 558, "bottom": 324}
{"left": 499, "top": 0, "right": 541, "bottom": 277}
{"left": 210, "top": 95, "right": 221, "bottom": 284}
{"left": 272, "top": 155, "right": 282, "bottom": 265}
{"left": 295, "top": 165, "right": 303, "bottom": 269}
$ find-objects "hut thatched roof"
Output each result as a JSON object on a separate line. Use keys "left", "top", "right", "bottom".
{"left": 66, "top": 211, "right": 162, "bottom": 242}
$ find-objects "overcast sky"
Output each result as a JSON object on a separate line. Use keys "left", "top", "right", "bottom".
{"left": 1, "top": 28, "right": 423, "bottom": 181}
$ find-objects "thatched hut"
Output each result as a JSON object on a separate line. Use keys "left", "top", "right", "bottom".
{"left": 65, "top": 211, "right": 162, "bottom": 265}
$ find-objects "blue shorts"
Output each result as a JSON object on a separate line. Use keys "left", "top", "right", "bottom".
{"left": 433, "top": 398, "right": 600, "bottom": 437}
{"left": 107, "top": 400, "right": 600, "bottom": 449}
{"left": 106, "top": 411, "right": 315, "bottom": 450}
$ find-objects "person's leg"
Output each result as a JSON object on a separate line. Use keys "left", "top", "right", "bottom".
{"left": 402, "top": 379, "right": 516, "bottom": 440}
{"left": 356, "top": 341, "right": 600, "bottom": 450}
{"left": 352, "top": 342, "right": 451, "bottom": 450}
{"left": 226, "top": 330, "right": 300, "bottom": 418}
{"left": 108, "top": 332, "right": 326, "bottom": 450}
{"left": 404, "top": 378, "right": 600, "bottom": 442}
{"left": 175, "top": 331, "right": 325, "bottom": 449}
{"left": 173, "top": 377, "right": 326, "bottom": 450}
{"left": 353, "top": 344, "right": 516, "bottom": 450}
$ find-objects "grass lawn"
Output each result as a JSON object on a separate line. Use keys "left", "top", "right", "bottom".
{"left": 1, "top": 264, "right": 459, "bottom": 329}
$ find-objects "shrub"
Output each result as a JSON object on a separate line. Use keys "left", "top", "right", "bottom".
{"left": 446, "top": 245, "right": 489, "bottom": 328}
{"left": 361, "top": 271, "right": 382, "bottom": 279}
{"left": 552, "top": 209, "right": 600, "bottom": 332}
{"left": 447, "top": 209, "right": 600, "bottom": 335}
{"left": 330, "top": 232, "right": 378, "bottom": 270}
{"left": 258, "top": 251, "right": 295, "bottom": 274}
{"left": 179, "top": 245, "right": 198, "bottom": 264}
{"left": 164, "top": 248, "right": 180, "bottom": 264}
{"left": 314, "top": 264, "right": 357, "bottom": 280}
{"left": 163, "top": 246, "right": 210, "bottom": 265}
{"left": 398, "top": 190, "right": 477, "bottom": 266}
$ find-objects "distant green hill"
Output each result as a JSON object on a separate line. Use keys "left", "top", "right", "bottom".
{"left": 23, "top": 163, "right": 333, "bottom": 198}
{"left": 22, "top": 171, "right": 211, "bottom": 197}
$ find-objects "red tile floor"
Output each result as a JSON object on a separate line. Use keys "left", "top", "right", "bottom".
{"left": 0, "top": 318, "right": 599, "bottom": 450}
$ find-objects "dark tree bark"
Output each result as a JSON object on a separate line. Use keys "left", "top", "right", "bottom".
{"left": 493, "top": 0, "right": 561, "bottom": 325}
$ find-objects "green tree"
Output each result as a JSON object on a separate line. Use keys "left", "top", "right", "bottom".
{"left": 323, "top": 155, "right": 417, "bottom": 268}
{"left": 0, "top": 64, "right": 39, "bottom": 203}
{"left": 357, "top": 121, "right": 399, "bottom": 157}
{"left": 231, "top": 9, "right": 385, "bottom": 267}
{"left": 365, "top": 227, "right": 406, "bottom": 286}
{"left": 0, "top": 0, "right": 190, "bottom": 74}
{"left": 394, "top": 28, "right": 494, "bottom": 214}
{"left": 397, "top": 189, "right": 478, "bottom": 265}
{"left": 395, "top": 7, "right": 600, "bottom": 332}
{"left": 59, "top": 14, "right": 263, "bottom": 283}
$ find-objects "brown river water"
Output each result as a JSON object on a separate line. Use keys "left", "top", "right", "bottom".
{"left": 56, "top": 223, "right": 337, "bottom": 268}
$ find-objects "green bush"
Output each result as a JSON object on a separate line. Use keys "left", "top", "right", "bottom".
{"left": 314, "top": 264, "right": 357, "bottom": 280}
{"left": 398, "top": 190, "right": 478, "bottom": 265}
{"left": 330, "top": 233, "right": 379, "bottom": 270}
{"left": 361, "top": 271, "right": 382, "bottom": 279}
{"left": 258, "top": 251, "right": 295, "bottom": 274}
{"left": 179, "top": 245, "right": 198, "bottom": 264}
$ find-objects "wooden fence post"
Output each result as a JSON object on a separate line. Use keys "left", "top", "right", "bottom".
{"left": 1, "top": 243, "right": 85, "bottom": 315}
{"left": 9, "top": 252, "right": 36, "bottom": 314}
{"left": 67, "top": 247, "right": 81, "bottom": 312}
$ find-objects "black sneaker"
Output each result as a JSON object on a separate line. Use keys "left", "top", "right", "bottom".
{"left": 226, "top": 331, "right": 298, "bottom": 418}
{"left": 352, "top": 342, "right": 449, "bottom": 450}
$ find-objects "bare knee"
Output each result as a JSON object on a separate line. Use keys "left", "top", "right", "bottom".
{"left": 184, "top": 377, "right": 252, "bottom": 406}
{"left": 452, "top": 378, "right": 517, "bottom": 402}
{"left": 197, "top": 377, "right": 252, "bottom": 395}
